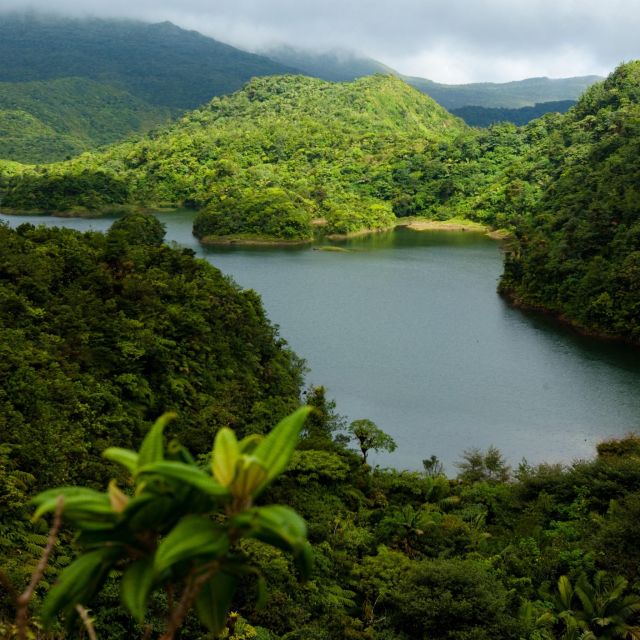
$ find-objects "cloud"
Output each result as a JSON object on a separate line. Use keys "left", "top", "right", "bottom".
{"left": 2, "top": 0, "right": 639, "bottom": 81}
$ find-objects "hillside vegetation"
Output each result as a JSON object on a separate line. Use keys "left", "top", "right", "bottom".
{"left": 1, "top": 75, "right": 473, "bottom": 238}
{"left": 499, "top": 61, "right": 640, "bottom": 344}
{"left": 0, "top": 14, "right": 296, "bottom": 163}
{"left": 0, "top": 78, "right": 171, "bottom": 163}
{"left": 0, "top": 15, "right": 297, "bottom": 112}
{"left": 1, "top": 63, "right": 639, "bottom": 344}
{"left": 451, "top": 100, "right": 576, "bottom": 127}
{"left": 0, "top": 15, "right": 602, "bottom": 166}
{"left": 405, "top": 74, "right": 602, "bottom": 110}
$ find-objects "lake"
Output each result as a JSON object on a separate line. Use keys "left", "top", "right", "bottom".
{"left": 3, "top": 210, "right": 640, "bottom": 472}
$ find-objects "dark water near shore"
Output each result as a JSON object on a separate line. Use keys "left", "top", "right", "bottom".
{"left": 3, "top": 210, "right": 640, "bottom": 472}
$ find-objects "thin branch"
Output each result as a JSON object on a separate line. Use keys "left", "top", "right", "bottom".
{"left": 160, "top": 562, "right": 219, "bottom": 640}
{"left": 15, "top": 496, "right": 65, "bottom": 640}
{"left": 75, "top": 604, "right": 98, "bottom": 640}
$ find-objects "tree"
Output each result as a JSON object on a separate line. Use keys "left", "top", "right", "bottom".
{"left": 108, "top": 212, "right": 166, "bottom": 247}
{"left": 456, "top": 446, "right": 510, "bottom": 484}
{"left": 542, "top": 572, "right": 640, "bottom": 640}
{"left": 347, "top": 419, "right": 396, "bottom": 465}
{"left": 300, "top": 386, "right": 347, "bottom": 449}
{"left": 422, "top": 454, "right": 445, "bottom": 477}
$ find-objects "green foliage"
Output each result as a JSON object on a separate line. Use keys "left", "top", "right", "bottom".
{"left": 541, "top": 572, "right": 640, "bottom": 639}
{"left": 27, "top": 408, "right": 311, "bottom": 636}
{"left": 347, "top": 419, "right": 397, "bottom": 464}
{"left": 0, "top": 78, "right": 171, "bottom": 164}
{"left": 456, "top": 446, "right": 511, "bottom": 484}
{"left": 2, "top": 74, "right": 467, "bottom": 237}
{"left": 0, "top": 15, "right": 294, "bottom": 112}
{"left": 0, "top": 218, "right": 305, "bottom": 614}
{"left": 356, "top": 548, "right": 516, "bottom": 639}
{"left": 499, "top": 61, "right": 640, "bottom": 344}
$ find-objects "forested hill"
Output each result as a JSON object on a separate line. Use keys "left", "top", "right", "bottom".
{"left": 261, "top": 45, "right": 600, "bottom": 111}
{"left": 0, "top": 14, "right": 297, "bottom": 163}
{"left": 2, "top": 217, "right": 640, "bottom": 639}
{"left": 0, "top": 78, "right": 172, "bottom": 164}
{"left": 0, "top": 75, "right": 470, "bottom": 238}
{"left": 499, "top": 61, "right": 640, "bottom": 344}
{"left": 0, "top": 14, "right": 297, "bottom": 111}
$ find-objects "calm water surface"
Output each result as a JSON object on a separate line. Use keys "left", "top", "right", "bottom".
{"left": 3, "top": 210, "right": 640, "bottom": 472}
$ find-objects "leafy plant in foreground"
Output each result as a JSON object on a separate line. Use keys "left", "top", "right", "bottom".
{"left": 20, "top": 407, "right": 313, "bottom": 639}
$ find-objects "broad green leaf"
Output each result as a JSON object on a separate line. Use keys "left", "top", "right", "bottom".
{"left": 195, "top": 571, "right": 238, "bottom": 635}
{"left": 138, "top": 412, "right": 177, "bottom": 468}
{"left": 232, "top": 506, "right": 312, "bottom": 579}
{"left": 31, "top": 486, "right": 104, "bottom": 507}
{"left": 121, "top": 558, "right": 155, "bottom": 622}
{"left": 154, "top": 515, "right": 229, "bottom": 574}
{"left": 32, "top": 489, "right": 115, "bottom": 524}
{"left": 41, "top": 549, "right": 117, "bottom": 627}
{"left": 557, "top": 575, "right": 574, "bottom": 610}
{"left": 232, "top": 505, "right": 307, "bottom": 551}
{"left": 252, "top": 406, "right": 311, "bottom": 492}
{"left": 212, "top": 427, "right": 240, "bottom": 487}
{"left": 229, "top": 456, "right": 267, "bottom": 499}
{"left": 239, "top": 434, "right": 262, "bottom": 454}
{"left": 103, "top": 447, "right": 139, "bottom": 473}
{"left": 137, "top": 461, "right": 229, "bottom": 498}
{"left": 76, "top": 525, "right": 135, "bottom": 549}
{"left": 125, "top": 494, "right": 177, "bottom": 533}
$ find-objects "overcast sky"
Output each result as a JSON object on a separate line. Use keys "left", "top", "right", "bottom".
{"left": 3, "top": 0, "right": 639, "bottom": 83}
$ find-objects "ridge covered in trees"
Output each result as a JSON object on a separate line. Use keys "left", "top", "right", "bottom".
{"left": 0, "top": 77, "right": 172, "bottom": 164}
{"left": 0, "top": 14, "right": 297, "bottom": 164}
{"left": 498, "top": 61, "right": 640, "bottom": 344}
{"left": 261, "top": 45, "right": 599, "bottom": 111}
{"left": 0, "top": 74, "right": 472, "bottom": 238}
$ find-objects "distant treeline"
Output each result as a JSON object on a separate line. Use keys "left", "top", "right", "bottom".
{"left": 451, "top": 100, "right": 576, "bottom": 127}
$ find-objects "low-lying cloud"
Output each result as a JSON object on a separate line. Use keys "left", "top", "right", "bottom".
{"left": 2, "top": 0, "right": 638, "bottom": 82}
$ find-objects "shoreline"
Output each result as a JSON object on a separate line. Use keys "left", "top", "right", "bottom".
{"left": 396, "top": 218, "right": 511, "bottom": 240}
{"left": 499, "top": 289, "right": 640, "bottom": 349}
{"left": 0, "top": 207, "right": 511, "bottom": 243}
{"left": 0, "top": 205, "right": 182, "bottom": 218}
{"left": 199, "top": 234, "right": 312, "bottom": 247}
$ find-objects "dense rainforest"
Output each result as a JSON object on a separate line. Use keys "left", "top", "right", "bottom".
{"left": 1, "top": 219, "right": 640, "bottom": 640}
{"left": 0, "top": 74, "right": 475, "bottom": 237}
{"left": 0, "top": 78, "right": 171, "bottom": 164}
{"left": 498, "top": 61, "right": 640, "bottom": 344}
